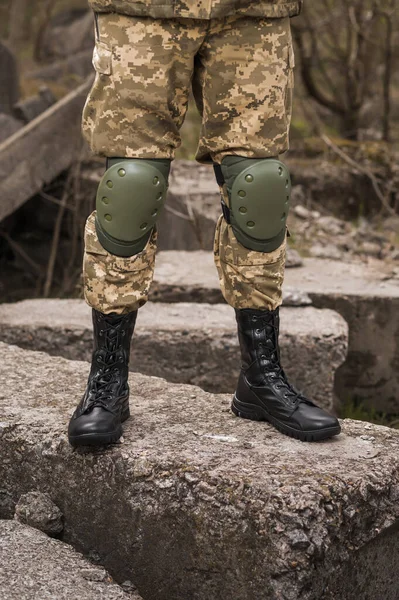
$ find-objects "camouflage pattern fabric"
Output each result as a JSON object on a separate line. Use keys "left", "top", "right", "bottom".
{"left": 214, "top": 217, "right": 287, "bottom": 310}
{"left": 84, "top": 212, "right": 157, "bottom": 314}
{"left": 82, "top": 13, "right": 295, "bottom": 163}
{"left": 88, "top": 0, "right": 302, "bottom": 20}
{"left": 82, "top": 13, "right": 294, "bottom": 313}
{"left": 213, "top": 180, "right": 287, "bottom": 310}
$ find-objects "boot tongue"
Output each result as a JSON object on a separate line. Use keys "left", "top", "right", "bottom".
{"left": 104, "top": 327, "right": 119, "bottom": 352}
{"left": 102, "top": 315, "right": 126, "bottom": 352}
{"left": 257, "top": 315, "right": 279, "bottom": 365}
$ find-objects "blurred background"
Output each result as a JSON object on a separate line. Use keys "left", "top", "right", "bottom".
{"left": 0, "top": 0, "right": 398, "bottom": 421}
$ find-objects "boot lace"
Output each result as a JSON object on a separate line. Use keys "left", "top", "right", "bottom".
{"left": 253, "top": 315, "right": 311, "bottom": 408}
{"left": 85, "top": 315, "right": 129, "bottom": 413}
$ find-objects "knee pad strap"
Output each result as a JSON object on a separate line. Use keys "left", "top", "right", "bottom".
{"left": 220, "top": 156, "right": 291, "bottom": 252}
{"left": 95, "top": 158, "right": 171, "bottom": 257}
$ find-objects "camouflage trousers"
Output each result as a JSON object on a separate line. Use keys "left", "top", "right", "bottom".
{"left": 82, "top": 13, "right": 294, "bottom": 314}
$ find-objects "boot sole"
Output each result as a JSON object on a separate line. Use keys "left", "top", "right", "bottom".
{"left": 68, "top": 403, "right": 130, "bottom": 447}
{"left": 231, "top": 395, "right": 341, "bottom": 442}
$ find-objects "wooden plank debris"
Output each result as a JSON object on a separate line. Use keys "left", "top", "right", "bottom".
{"left": 0, "top": 76, "right": 93, "bottom": 222}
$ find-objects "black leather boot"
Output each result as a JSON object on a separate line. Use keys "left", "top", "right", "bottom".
{"left": 232, "top": 308, "right": 341, "bottom": 442}
{"left": 68, "top": 309, "right": 137, "bottom": 447}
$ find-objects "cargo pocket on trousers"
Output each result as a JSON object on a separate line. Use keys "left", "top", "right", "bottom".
{"left": 111, "top": 230, "right": 158, "bottom": 275}
{"left": 218, "top": 218, "right": 287, "bottom": 269}
{"left": 84, "top": 212, "right": 157, "bottom": 275}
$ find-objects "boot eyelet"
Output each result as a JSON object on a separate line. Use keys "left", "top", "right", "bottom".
{"left": 255, "top": 329, "right": 261, "bottom": 334}
{"left": 99, "top": 330, "right": 104, "bottom": 336}
{"left": 252, "top": 316, "right": 258, "bottom": 322}
{"left": 260, "top": 355, "right": 266, "bottom": 360}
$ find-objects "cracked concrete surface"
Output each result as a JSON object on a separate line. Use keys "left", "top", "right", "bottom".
{"left": 1, "top": 342, "right": 399, "bottom": 599}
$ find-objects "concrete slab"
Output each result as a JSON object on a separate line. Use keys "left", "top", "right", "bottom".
{"left": 0, "top": 520, "right": 141, "bottom": 600}
{"left": 152, "top": 251, "right": 398, "bottom": 300}
{"left": 281, "top": 258, "right": 399, "bottom": 415}
{"left": 151, "top": 251, "right": 399, "bottom": 413}
{"left": 286, "top": 257, "right": 399, "bottom": 299}
{"left": 1, "top": 343, "right": 399, "bottom": 600}
{"left": 0, "top": 299, "right": 348, "bottom": 412}
{"left": 151, "top": 250, "right": 309, "bottom": 305}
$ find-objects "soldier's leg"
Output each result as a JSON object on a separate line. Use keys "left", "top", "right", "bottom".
{"left": 192, "top": 15, "right": 293, "bottom": 310}
{"left": 81, "top": 12, "right": 207, "bottom": 316}
{"left": 69, "top": 13, "right": 206, "bottom": 447}
{"left": 192, "top": 15, "right": 340, "bottom": 442}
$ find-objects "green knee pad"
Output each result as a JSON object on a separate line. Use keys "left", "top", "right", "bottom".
{"left": 220, "top": 156, "right": 291, "bottom": 252}
{"left": 95, "top": 158, "right": 171, "bottom": 257}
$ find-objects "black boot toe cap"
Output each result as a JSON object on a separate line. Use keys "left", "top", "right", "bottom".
{"left": 68, "top": 407, "right": 121, "bottom": 445}
{"left": 296, "top": 404, "right": 341, "bottom": 433}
